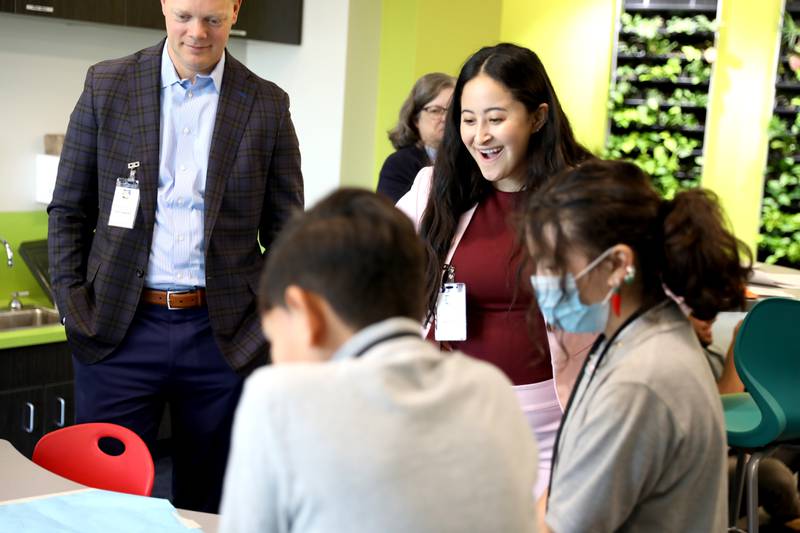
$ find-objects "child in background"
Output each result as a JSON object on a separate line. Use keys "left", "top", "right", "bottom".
{"left": 219, "top": 189, "right": 539, "bottom": 533}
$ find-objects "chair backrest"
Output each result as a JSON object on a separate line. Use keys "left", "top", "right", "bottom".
{"left": 32, "top": 422, "right": 154, "bottom": 496}
{"left": 734, "top": 297, "right": 800, "bottom": 443}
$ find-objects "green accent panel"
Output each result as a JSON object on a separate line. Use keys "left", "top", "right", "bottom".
{"left": 340, "top": 0, "right": 382, "bottom": 189}
{"left": 0, "top": 210, "right": 51, "bottom": 308}
{"left": 372, "top": 0, "right": 420, "bottom": 184}
{"left": 372, "top": 0, "right": 502, "bottom": 184}
{"left": 702, "top": 0, "right": 784, "bottom": 253}
{"left": 0, "top": 210, "right": 65, "bottom": 349}
{"left": 499, "top": 0, "right": 619, "bottom": 154}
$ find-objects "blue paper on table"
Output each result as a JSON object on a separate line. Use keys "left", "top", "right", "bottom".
{"left": 0, "top": 489, "right": 201, "bottom": 533}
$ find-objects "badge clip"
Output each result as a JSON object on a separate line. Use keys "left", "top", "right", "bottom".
{"left": 127, "top": 161, "right": 140, "bottom": 183}
{"left": 441, "top": 264, "right": 455, "bottom": 292}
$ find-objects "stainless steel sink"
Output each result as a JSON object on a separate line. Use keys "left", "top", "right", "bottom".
{"left": 0, "top": 307, "right": 61, "bottom": 331}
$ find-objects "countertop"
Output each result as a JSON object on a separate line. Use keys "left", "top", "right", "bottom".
{"left": 0, "top": 322, "right": 65, "bottom": 350}
{"left": 0, "top": 296, "right": 65, "bottom": 350}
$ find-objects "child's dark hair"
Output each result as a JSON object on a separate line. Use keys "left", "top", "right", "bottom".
{"left": 524, "top": 159, "right": 751, "bottom": 320}
{"left": 259, "top": 188, "right": 427, "bottom": 328}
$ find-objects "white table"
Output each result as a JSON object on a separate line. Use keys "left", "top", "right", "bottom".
{"left": 748, "top": 262, "right": 800, "bottom": 301}
{"left": 0, "top": 439, "right": 218, "bottom": 532}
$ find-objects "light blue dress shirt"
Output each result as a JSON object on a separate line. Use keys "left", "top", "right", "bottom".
{"left": 145, "top": 43, "right": 225, "bottom": 290}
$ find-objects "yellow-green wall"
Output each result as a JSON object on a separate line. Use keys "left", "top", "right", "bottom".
{"left": 0, "top": 211, "right": 50, "bottom": 308}
{"left": 499, "top": 0, "right": 619, "bottom": 154}
{"left": 372, "top": 0, "right": 503, "bottom": 182}
{"left": 702, "top": 0, "right": 784, "bottom": 251}
{"left": 340, "top": 0, "right": 382, "bottom": 189}
{"left": 369, "top": 0, "right": 785, "bottom": 253}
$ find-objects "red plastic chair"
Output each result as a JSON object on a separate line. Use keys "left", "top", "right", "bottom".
{"left": 32, "top": 422, "right": 155, "bottom": 496}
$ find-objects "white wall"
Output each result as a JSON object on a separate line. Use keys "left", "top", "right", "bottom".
{"left": 0, "top": 0, "right": 354, "bottom": 212}
{"left": 243, "top": 0, "right": 352, "bottom": 207}
{"left": 0, "top": 14, "right": 163, "bottom": 211}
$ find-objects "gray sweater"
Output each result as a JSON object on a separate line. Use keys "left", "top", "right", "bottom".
{"left": 546, "top": 301, "right": 727, "bottom": 533}
{"left": 219, "top": 317, "right": 539, "bottom": 533}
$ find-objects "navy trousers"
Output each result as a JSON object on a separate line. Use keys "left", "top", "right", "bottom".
{"left": 73, "top": 303, "right": 244, "bottom": 513}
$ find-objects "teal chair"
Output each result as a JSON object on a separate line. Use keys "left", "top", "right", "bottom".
{"left": 722, "top": 297, "right": 800, "bottom": 532}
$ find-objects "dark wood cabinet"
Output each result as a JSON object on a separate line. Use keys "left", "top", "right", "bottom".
{"left": 233, "top": 0, "right": 303, "bottom": 44}
{"left": 3, "top": 0, "right": 302, "bottom": 44}
{"left": 43, "top": 381, "right": 75, "bottom": 433}
{"left": 0, "top": 342, "right": 74, "bottom": 458}
{"left": 0, "top": 388, "right": 43, "bottom": 458}
{"left": 124, "top": 0, "right": 163, "bottom": 31}
{"left": 125, "top": 0, "right": 304, "bottom": 44}
{"left": 14, "top": 0, "right": 125, "bottom": 24}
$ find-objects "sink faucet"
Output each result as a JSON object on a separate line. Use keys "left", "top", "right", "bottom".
{"left": 9, "top": 291, "right": 28, "bottom": 311}
{"left": 0, "top": 236, "right": 12, "bottom": 268}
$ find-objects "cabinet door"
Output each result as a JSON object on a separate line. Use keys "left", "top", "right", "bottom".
{"left": 1, "top": 0, "right": 14, "bottom": 13}
{"left": 44, "top": 381, "right": 75, "bottom": 433}
{"left": 232, "top": 0, "right": 302, "bottom": 44}
{"left": 15, "top": 0, "right": 124, "bottom": 24}
{"left": 62, "top": 0, "right": 125, "bottom": 24}
{"left": 14, "top": 0, "right": 56, "bottom": 17}
{"left": 0, "top": 388, "right": 43, "bottom": 458}
{"left": 125, "top": 0, "right": 164, "bottom": 31}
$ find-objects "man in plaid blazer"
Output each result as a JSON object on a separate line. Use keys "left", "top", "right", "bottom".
{"left": 47, "top": 0, "right": 303, "bottom": 512}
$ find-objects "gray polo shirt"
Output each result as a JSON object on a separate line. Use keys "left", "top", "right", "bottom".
{"left": 220, "top": 317, "right": 539, "bottom": 533}
{"left": 546, "top": 301, "right": 727, "bottom": 533}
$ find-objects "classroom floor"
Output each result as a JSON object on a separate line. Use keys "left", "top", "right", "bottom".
{"left": 152, "top": 447, "right": 172, "bottom": 500}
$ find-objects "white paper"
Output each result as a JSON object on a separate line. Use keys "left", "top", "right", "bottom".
{"left": 749, "top": 267, "right": 800, "bottom": 289}
{"left": 746, "top": 284, "right": 795, "bottom": 298}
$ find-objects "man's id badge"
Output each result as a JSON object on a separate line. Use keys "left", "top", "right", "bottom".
{"left": 108, "top": 162, "right": 140, "bottom": 229}
{"left": 434, "top": 282, "right": 467, "bottom": 341}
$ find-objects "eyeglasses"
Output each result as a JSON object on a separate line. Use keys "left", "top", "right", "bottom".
{"left": 421, "top": 105, "right": 448, "bottom": 118}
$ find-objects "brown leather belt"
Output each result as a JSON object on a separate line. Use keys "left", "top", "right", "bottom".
{"left": 142, "top": 288, "right": 206, "bottom": 309}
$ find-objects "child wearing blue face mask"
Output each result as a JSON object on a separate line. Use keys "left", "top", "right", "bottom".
{"left": 525, "top": 159, "right": 752, "bottom": 533}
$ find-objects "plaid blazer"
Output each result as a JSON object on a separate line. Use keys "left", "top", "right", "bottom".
{"left": 48, "top": 40, "right": 304, "bottom": 371}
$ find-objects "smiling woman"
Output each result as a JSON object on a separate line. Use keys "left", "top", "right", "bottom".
{"left": 396, "top": 42, "right": 594, "bottom": 498}
{"left": 460, "top": 74, "right": 548, "bottom": 191}
{"left": 161, "top": 0, "right": 242, "bottom": 81}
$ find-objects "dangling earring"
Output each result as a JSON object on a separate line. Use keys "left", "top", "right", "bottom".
{"left": 611, "top": 266, "right": 635, "bottom": 317}
{"left": 611, "top": 287, "right": 622, "bottom": 316}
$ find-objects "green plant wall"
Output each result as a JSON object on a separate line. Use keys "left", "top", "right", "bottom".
{"left": 760, "top": 6, "right": 800, "bottom": 267}
{"left": 605, "top": 10, "right": 717, "bottom": 199}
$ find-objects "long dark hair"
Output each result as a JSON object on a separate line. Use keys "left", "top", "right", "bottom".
{"left": 419, "top": 43, "right": 593, "bottom": 316}
{"left": 524, "top": 159, "right": 752, "bottom": 321}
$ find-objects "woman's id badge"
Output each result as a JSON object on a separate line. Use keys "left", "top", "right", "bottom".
{"left": 434, "top": 282, "right": 467, "bottom": 341}
{"left": 108, "top": 162, "right": 140, "bottom": 229}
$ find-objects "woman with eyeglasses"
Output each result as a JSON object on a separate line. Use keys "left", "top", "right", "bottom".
{"left": 377, "top": 73, "right": 454, "bottom": 202}
{"left": 397, "top": 43, "right": 594, "bottom": 497}
{"left": 525, "top": 159, "right": 750, "bottom": 532}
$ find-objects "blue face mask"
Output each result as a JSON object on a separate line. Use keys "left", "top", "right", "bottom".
{"left": 530, "top": 248, "right": 615, "bottom": 334}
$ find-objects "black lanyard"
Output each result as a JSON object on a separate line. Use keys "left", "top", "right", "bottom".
{"left": 352, "top": 331, "right": 419, "bottom": 358}
{"left": 545, "top": 304, "right": 652, "bottom": 506}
